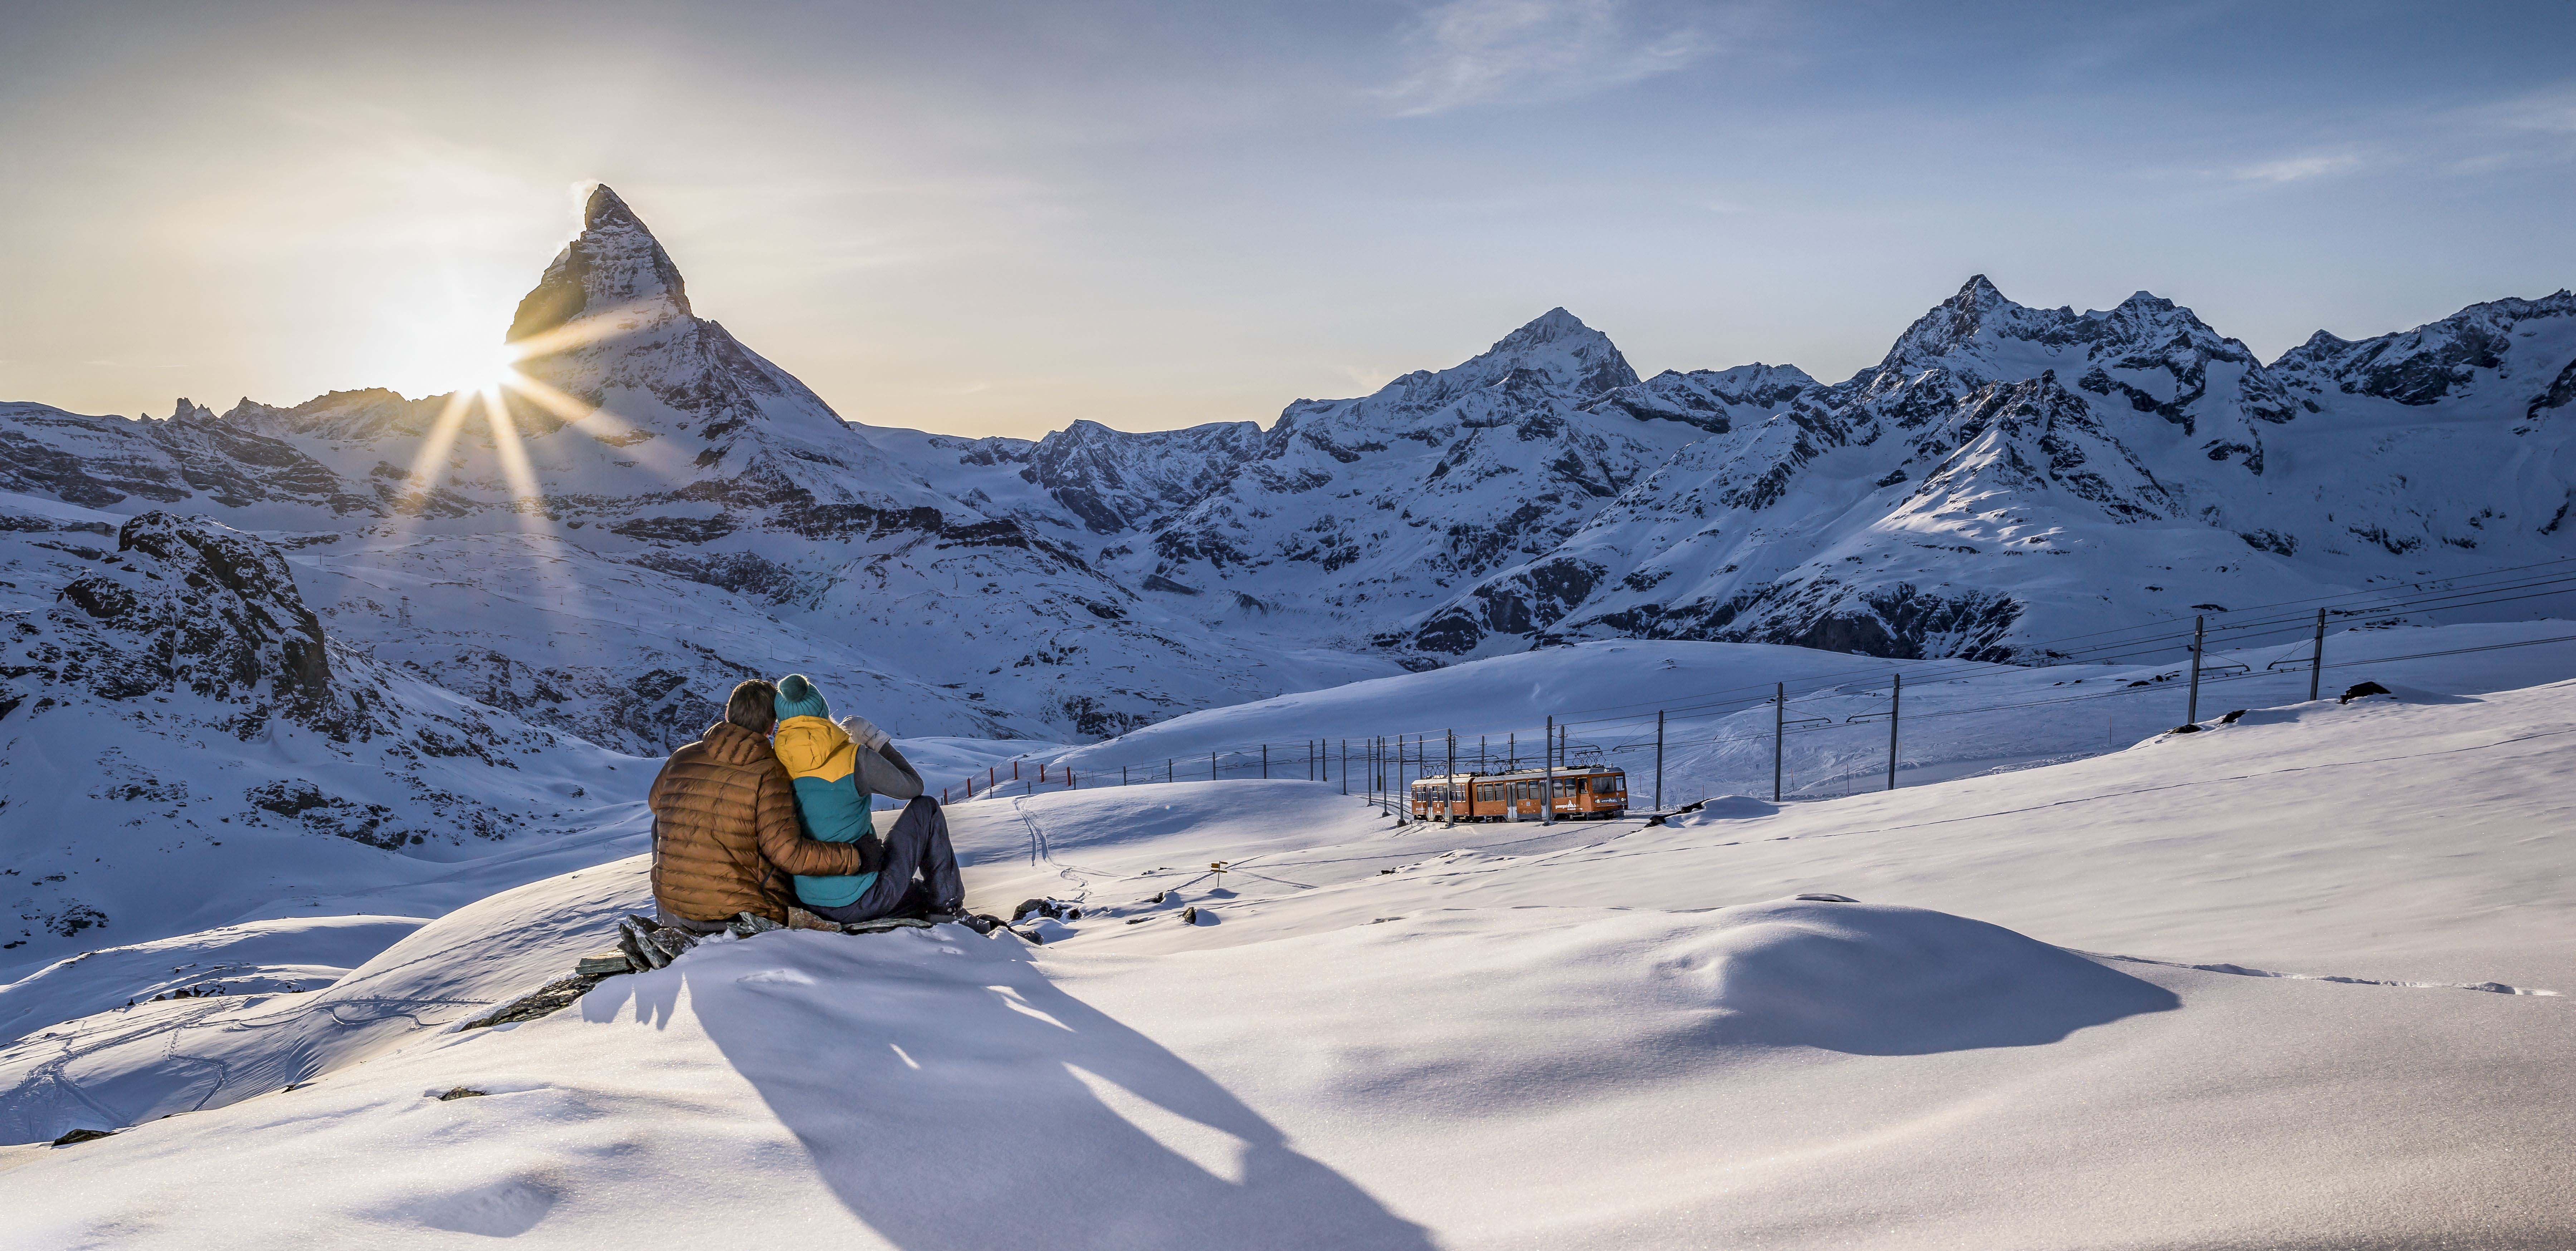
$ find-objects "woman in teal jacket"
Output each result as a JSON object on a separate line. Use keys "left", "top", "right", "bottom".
{"left": 769, "top": 674, "right": 965, "bottom": 922}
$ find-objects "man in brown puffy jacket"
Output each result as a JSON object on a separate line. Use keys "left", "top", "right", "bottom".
{"left": 648, "top": 679, "right": 872, "bottom": 931}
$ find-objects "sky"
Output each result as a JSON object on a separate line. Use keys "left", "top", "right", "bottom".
{"left": 2, "top": 0, "right": 2572, "bottom": 440}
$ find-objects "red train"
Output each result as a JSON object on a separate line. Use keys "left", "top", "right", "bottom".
{"left": 1407, "top": 765, "right": 1629, "bottom": 821}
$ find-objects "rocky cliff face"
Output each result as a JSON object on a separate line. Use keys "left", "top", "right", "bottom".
{"left": 39, "top": 512, "right": 338, "bottom": 732}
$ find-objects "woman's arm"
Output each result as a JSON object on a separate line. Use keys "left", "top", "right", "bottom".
{"left": 855, "top": 740, "right": 925, "bottom": 801}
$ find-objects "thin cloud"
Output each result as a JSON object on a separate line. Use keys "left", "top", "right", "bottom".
{"left": 2233, "top": 153, "right": 2361, "bottom": 184}
{"left": 1375, "top": 0, "right": 1714, "bottom": 117}
{"left": 2486, "top": 86, "right": 2576, "bottom": 135}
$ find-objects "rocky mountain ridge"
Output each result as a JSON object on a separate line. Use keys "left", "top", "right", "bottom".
{"left": 3, "top": 187, "right": 2572, "bottom": 741}
{"left": 888, "top": 273, "right": 2576, "bottom": 663}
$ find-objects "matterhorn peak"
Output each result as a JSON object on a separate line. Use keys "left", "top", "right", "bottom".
{"left": 581, "top": 183, "right": 644, "bottom": 234}
{"left": 507, "top": 182, "right": 693, "bottom": 344}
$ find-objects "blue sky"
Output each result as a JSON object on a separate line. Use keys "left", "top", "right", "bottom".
{"left": 2, "top": 0, "right": 2571, "bottom": 437}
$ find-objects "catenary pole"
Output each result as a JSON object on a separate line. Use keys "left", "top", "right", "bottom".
{"left": 1261, "top": 744, "right": 1268, "bottom": 780}
{"left": 1543, "top": 715, "right": 1556, "bottom": 826}
{"left": 1654, "top": 709, "right": 1664, "bottom": 811}
{"left": 1445, "top": 730, "right": 1457, "bottom": 825}
{"left": 2186, "top": 614, "right": 2206, "bottom": 726}
{"left": 1887, "top": 673, "right": 1901, "bottom": 792}
{"left": 2309, "top": 607, "right": 2327, "bottom": 702}
{"left": 1772, "top": 682, "right": 1785, "bottom": 803}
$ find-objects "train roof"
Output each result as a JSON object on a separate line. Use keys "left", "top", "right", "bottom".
{"left": 1409, "top": 764, "right": 1623, "bottom": 785}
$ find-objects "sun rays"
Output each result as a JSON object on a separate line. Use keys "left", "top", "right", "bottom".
{"left": 372, "top": 303, "right": 691, "bottom": 619}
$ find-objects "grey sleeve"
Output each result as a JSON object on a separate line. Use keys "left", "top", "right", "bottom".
{"left": 855, "top": 741, "right": 925, "bottom": 801}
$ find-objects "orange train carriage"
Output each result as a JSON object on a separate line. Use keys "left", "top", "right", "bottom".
{"left": 1407, "top": 766, "right": 1628, "bottom": 822}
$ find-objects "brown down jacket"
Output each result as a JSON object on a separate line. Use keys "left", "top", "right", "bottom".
{"left": 648, "top": 721, "right": 863, "bottom": 924}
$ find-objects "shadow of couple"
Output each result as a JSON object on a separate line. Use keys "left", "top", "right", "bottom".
{"left": 585, "top": 928, "right": 1436, "bottom": 1250}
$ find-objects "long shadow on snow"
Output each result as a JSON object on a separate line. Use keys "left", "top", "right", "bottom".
{"left": 587, "top": 929, "right": 1434, "bottom": 1251}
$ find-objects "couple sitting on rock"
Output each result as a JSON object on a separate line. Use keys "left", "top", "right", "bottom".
{"left": 647, "top": 674, "right": 983, "bottom": 933}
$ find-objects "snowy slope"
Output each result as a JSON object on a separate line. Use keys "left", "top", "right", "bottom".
{"left": 4, "top": 671, "right": 2568, "bottom": 1247}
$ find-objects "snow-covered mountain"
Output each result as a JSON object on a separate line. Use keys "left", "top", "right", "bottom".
{"left": 5, "top": 186, "right": 2572, "bottom": 753}
{"left": 1409, "top": 279, "right": 2576, "bottom": 660}
{"left": 0, "top": 187, "right": 1403, "bottom": 756}
{"left": 888, "top": 310, "right": 1820, "bottom": 646}
{"left": 880, "top": 276, "right": 2576, "bottom": 665}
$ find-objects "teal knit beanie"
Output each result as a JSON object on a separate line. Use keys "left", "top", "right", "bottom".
{"left": 774, "top": 673, "right": 830, "bottom": 722}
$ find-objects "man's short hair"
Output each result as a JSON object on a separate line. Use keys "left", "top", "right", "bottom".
{"left": 725, "top": 679, "right": 777, "bottom": 734}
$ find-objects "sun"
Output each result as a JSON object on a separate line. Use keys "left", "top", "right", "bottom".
{"left": 452, "top": 340, "right": 526, "bottom": 397}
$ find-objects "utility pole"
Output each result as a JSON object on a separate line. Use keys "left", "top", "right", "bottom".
{"left": 1772, "top": 682, "right": 1785, "bottom": 803}
{"left": 1653, "top": 709, "right": 1664, "bottom": 811}
{"left": 2309, "top": 608, "right": 2327, "bottom": 702}
{"left": 1543, "top": 715, "right": 1556, "bottom": 826}
{"left": 1887, "top": 673, "right": 1901, "bottom": 792}
{"left": 2186, "top": 614, "right": 2206, "bottom": 726}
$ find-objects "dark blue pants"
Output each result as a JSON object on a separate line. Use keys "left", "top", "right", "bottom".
{"left": 805, "top": 796, "right": 964, "bottom": 924}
